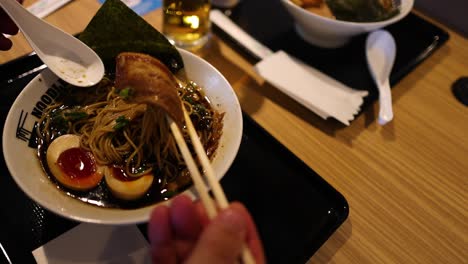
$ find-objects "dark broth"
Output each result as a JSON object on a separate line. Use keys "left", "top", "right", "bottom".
{"left": 36, "top": 79, "right": 223, "bottom": 209}
{"left": 37, "top": 146, "right": 182, "bottom": 209}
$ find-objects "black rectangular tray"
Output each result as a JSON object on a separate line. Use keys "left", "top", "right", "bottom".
{"left": 0, "top": 55, "right": 348, "bottom": 264}
{"left": 213, "top": 0, "right": 449, "bottom": 117}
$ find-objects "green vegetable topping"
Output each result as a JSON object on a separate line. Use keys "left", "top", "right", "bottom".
{"left": 119, "top": 87, "right": 133, "bottom": 99}
{"left": 325, "top": 0, "right": 399, "bottom": 22}
{"left": 113, "top": 116, "right": 130, "bottom": 130}
{"left": 63, "top": 111, "right": 88, "bottom": 121}
{"left": 50, "top": 114, "right": 68, "bottom": 128}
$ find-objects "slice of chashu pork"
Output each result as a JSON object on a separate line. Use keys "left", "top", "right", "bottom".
{"left": 115, "top": 52, "right": 184, "bottom": 126}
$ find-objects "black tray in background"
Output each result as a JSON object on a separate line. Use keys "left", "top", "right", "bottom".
{"left": 0, "top": 56, "right": 348, "bottom": 264}
{"left": 213, "top": 0, "right": 449, "bottom": 115}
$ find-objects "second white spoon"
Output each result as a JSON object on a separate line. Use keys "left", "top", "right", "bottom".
{"left": 366, "top": 29, "right": 396, "bottom": 125}
{"left": 0, "top": 0, "right": 104, "bottom": 87}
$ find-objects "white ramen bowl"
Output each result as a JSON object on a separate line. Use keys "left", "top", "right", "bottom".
{"left": 281, "top": 0, "right": 414, "bottom": 48}
{"left": 2, "top": 49, "right": 243, "bottom": 225}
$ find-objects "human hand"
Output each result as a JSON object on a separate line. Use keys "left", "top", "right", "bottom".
{"left": 0, "top": 0, "right": 22, "bottom": 50}
{"left": 148, "top": 194, "right": 266, "bottom": 264}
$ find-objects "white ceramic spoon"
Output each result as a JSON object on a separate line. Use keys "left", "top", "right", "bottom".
{"left": 366, "top": 29, "right": 396, "bottom": 125}
{"left": 0, "top": 0, "right": 104, "bottom": 87}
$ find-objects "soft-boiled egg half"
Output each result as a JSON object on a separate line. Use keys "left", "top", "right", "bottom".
{"left": 104, "top": 166, "right": 154, "bottom": 201}
{"left": 46, "top": 134, "right": 104, "bottom": 191}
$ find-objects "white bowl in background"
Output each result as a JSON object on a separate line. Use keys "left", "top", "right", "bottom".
{"left": 2, "top": 49, "right": 242, "bottom": 225}
{"left": 281, "top": 0, "right": 414, "bottom": 48}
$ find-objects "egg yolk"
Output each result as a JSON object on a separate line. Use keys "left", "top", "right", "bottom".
{"left": 57, "top": 148, "right": 97, "bottom": 179}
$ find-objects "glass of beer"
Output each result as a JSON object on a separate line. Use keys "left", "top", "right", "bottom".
{"left": 163, "top": 0, "right": 211, "bottom": 49}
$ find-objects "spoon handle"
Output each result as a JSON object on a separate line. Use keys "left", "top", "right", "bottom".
{"left": 378, "top": 79, "right": 394, "bottom": 125}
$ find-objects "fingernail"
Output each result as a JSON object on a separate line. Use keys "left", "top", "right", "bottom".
{"left": 219, "top": 208, "right": 246, "bottom": 234}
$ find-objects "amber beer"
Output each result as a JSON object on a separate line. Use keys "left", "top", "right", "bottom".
{"left": 163, "top": 0, "right": 211, "bottom": 48}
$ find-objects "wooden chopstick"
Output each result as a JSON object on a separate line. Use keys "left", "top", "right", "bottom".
{"left": 181, "top": 109, "right": 229, "bottom": 209}
{"left": 167, "top": 116, "right": 217, "bottom": 218}
{"left": 167, "top": 108, "right": 255, "bottom": 264}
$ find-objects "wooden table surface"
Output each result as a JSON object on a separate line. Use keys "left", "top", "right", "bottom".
{"left": 1, "top": 0, "right": 467, "bottom": 263}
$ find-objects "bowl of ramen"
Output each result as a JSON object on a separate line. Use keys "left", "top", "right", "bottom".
{"left": 281, "top": 0, "right": 414, "bottom": 48}
{"left": 2, "top": 48, "right": 242, "bottom": 224}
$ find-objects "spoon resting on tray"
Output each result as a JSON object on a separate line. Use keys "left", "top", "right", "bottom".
{"left": 366, "top": 29, "right": 396, "bottom": 125}
{"left": 0, "top": 0, "right": 104, "bottom": 87}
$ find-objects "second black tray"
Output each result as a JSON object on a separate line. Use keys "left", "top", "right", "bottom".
{"left": 213, "top": 0, "right": 449, "bottom": 116}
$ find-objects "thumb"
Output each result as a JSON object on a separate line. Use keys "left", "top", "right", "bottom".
{"left": 186, "top": 207, "right": 247, "bottom": 264}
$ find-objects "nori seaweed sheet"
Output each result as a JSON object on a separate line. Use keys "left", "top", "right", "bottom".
{"left": 78, "top": 0, "right": 184, "bottom": 73}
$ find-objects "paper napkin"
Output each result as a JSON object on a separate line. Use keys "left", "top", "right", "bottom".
{"left": 32, "top": 224, "right": 151, "bottom": 264}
